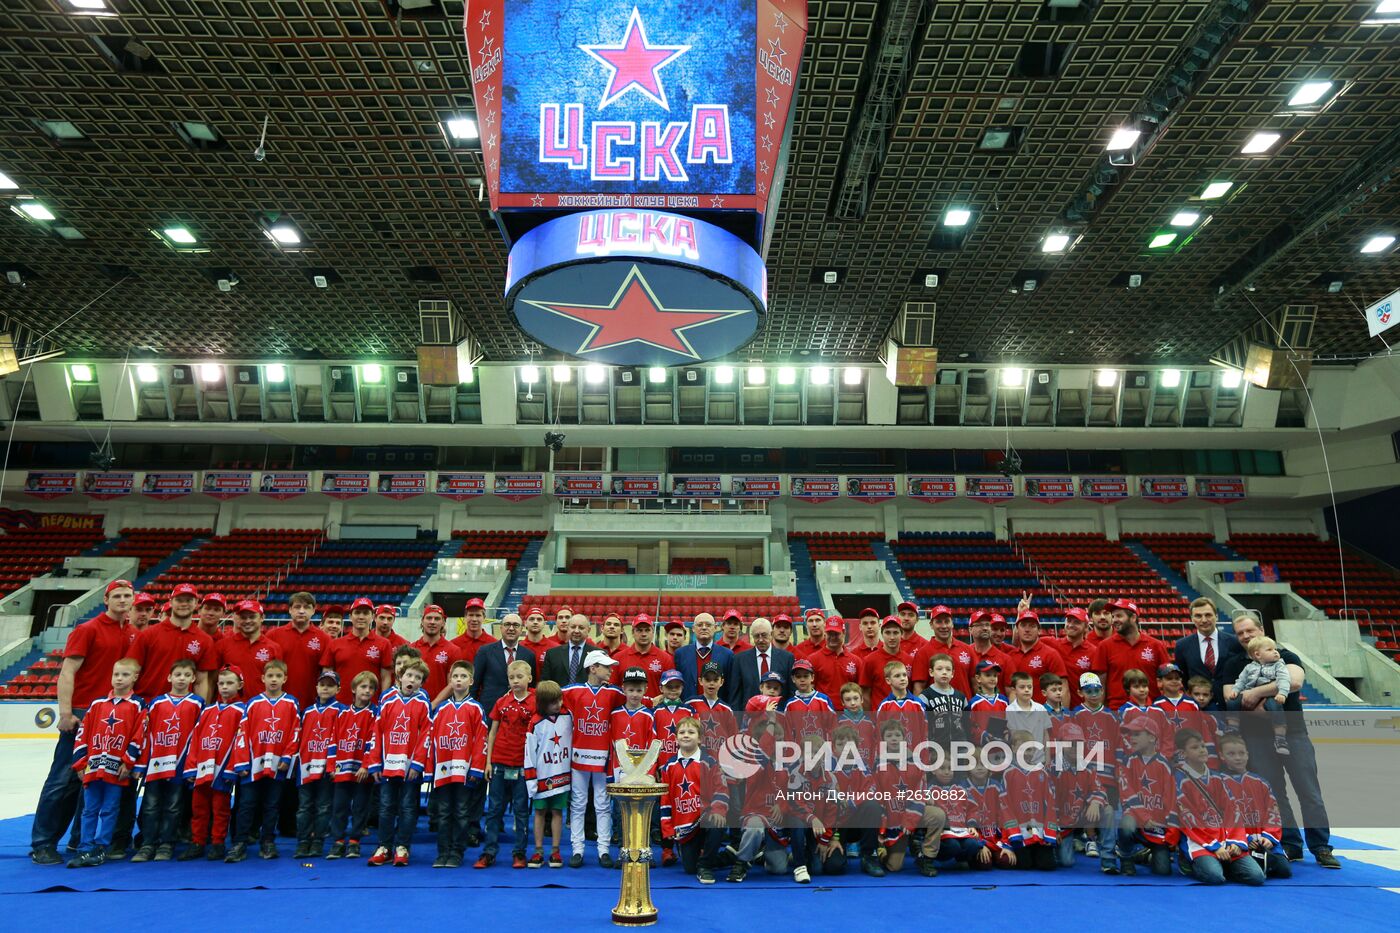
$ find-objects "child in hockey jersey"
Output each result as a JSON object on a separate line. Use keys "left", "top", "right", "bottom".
{"left": 920, "top": 759, "right": 982, "bottom": 875}
{"left": 659, "top": 718, "right": 729, "bottom": 882}
{"left": 68, "top": 658, "right": 146, "bottom": 868}
{"left": 1117, "top": 715, "right": 1176, "bottom": 876}
{"left": 1174, "top": 728, "right": 1263, "bottom": 885}
{"left": 836, "top": 682, "right": 877, "bottom": 765}
{"left": 524, "top": 680, "right": 573, "bottom": 868}
{"left": 1217, "top": 731, "right": 1291, "bottom": 879}
{"left": 434, "top": 661, "right": 489, "bottom": 868}
{"left": 562, "top": 651, "right": 626, "bottom": 868}
{"left": 651, "top": 670, "right": 693, "bottom": 772}
{"left": 1071, "top": 673, "right": 1120, "bottom": 871}
{"left": 367, "top": 659, "right": 433, "bottom": 867}
{"left": 1001, "top": 730, "right": 1057, "bottom": 871}
{"left": 611, "top": 667, "right": 658, "bottom": 779}
{"left": 132, "top": 658, "right": 204, "bottom": 862}
{"left": 964, "top": 758, "right": 1013, "bottom": 868}
{"left": 875, "top": 660, "right": 927, "bottom": 746}
{"left": 745, "top": 671, "right": 784, "bottom": 713}
{"left": 182, "top": 666, "right": 245, "bottom": 861}
{"left": 293, "top": 671, "right": 343, "bottom": 858}
{"left": 327, "top": 671, "right": 379, "bottom": 860}
{"left": 968, "top": 660, "right": 1008, "bottom": 745}
{"left": 226, "top": 659, "right": 300, "bottom": 862}
{"left": 1049, "top": 721, "right": 1104, "bottom": 868}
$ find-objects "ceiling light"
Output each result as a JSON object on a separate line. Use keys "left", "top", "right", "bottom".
{"left": 267, "top": 225, "right": 301, "bottom": 245}
{"left": 162, "top": 226, "right": 197, "bottom": 244}
{"left": 943, "top": 208, "right": 972, "bottom": 227}
{"left": 1159, "top": 369, "right": 1181, "bottom": 388}
{"left": 0, "top": 170, "right": 16, "bottom": 190}
{"left": 843, "top": 367, "right": 862, "bottom": 386}
{"left": 584, "top": 364, "right": 606, "bottom": 384}
{"left": 69, "top": 364, "right": 94, "bottom": 383}
{"left": 461, "top": 365, "right": 474, "bottom": 384}
{"left": 1200, "top": 181, "right": 1233, "bottom": 199}
{"left": 519, "top": 364, "right": 539, "bottom": 384}
{"left": 1096, "top": 369, "right": 1118, "bottom": 388}
{"left": 136, "top": 364, "right": 160, "bottom": 384}
{"left": 1241, "top": 131, "right": 1281, "bottom": 154}
{"left": 35, "top": 120, "right": 85, "bottom": 140}
{"left": 810, "top": 366, "right": 831, "bottom": 385}
{"left": 445, "top": 118, "right": 479, "bottom": 141}
{"left": 1042, "top": 233, "right": 1071, "bottom": 253}
{"left": 648, "top": 366, "right": 667, "bottom": 384}
{"left": 746, "top": 366, "right": 766, "bottom": 386}
{"left": 18, "top": 203, "right": 55, "bottom": 221}
{"left": 66, "top": 0, "right": 109, "bottom": 9}
{"left": 1361, "top": 234, "right": 1395, "bottom": 254}
{"left": 1149, "top": 233, "right": 1177, "bottom": 249}
{"left": 821, "top": 270, "right": 838, "bottom": 285}
{"left": 1288, "top": 81, "right": 1333, "bottom": 107}
{"left": 1170, "top": 211, "right": 1200, "bottom": 227}
{"left": 1106, "top": 127, "right": 1141, "bottom": 151}
{"left": 53, "top": 225, "right": 84, "bottom": 241}
{"left": 1377, "top": 0, "right": 1400, "bottom": 11}
{"left": 264, "top": 363, "right": 287, "bottom": 383}
{"left": 199, "top": 363, "right": 223, "bottom": 384}
{"left": 776, "top": 366, "right": 796, "bottom": 385}
{"left": 361, "top": 363, "right": 382, "bottom": 384}
{"left": 714, "top": 365, "right": 734, "bottom": 385}
{"left": 552, "top": 364, "right": 571, "bottom": 382}
{"left": 1220, "top": 368, "right": 1243, "bottom": 389}
{"left": 1001, "top": 368, "right": 1024, "bottom": 387}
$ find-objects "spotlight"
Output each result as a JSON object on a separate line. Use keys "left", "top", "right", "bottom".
{"left": 714, "top": 366, "right": 734, "bottom": 385}
{"left": 777, "top": 367, "right": 796, "bottom": 385}
{"left": 265, "top": 364, "right": 287, "bottom": 383}
{"left": 552, "top": 364, "right": 571, "bottom": 382}
{"left": 199, "top": 363, "right": 223, "bottom": 384}
{"left": 1159, "top": 369, "right": 1181, "bottom": 388}
{"left": 520, "top": 365, "right": 539, "bottom": 384}
{"left": 1001, "top": 368, "right": 1024, "bottom": 387}
{"left": 810, "top": 366, "right": 831, "bottom": 385}
{"left": 544, "top": 431, "right": 566, "bottom": 452}
{"left": 1096, "top": 369, "right": 1118, "bottom": 388}
{"left": 648, "top": 367, "right": 666, "bottom": 384}
{"left": 136, "top": 364, "right": 160, "bottom": 384}
{"left": 746, "top": 366, "right": 765, "bottom": 386}
{"left": 843, "top": 367, "right": 862, "bottom": 386}
{"left": 585, "top": 364, "right": 606, "bottom": 384}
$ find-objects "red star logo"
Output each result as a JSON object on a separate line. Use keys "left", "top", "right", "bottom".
{"left": 521, "top": 265, "right": 747, "bottom": 360}
{"left": 580, "top": 7, "right": 690, "bottom": 111}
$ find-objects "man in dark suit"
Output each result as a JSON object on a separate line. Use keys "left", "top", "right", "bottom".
{"left": 1172, "top": 596, "right": 1245, "bottom": 708}
{"left": 672, "top": 612, "right": 733, "bottom": 701}
{"left": 728, "top": 618, "right": 793, "bottom": 707}
{"left": 472, "top": 613, "right": 537, "bottom": 718}
{"left": 540, "top": 613, "right": 594, "bottom": 686}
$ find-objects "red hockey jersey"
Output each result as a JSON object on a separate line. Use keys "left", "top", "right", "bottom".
{"left": 932, "top": 780, "right": 980, "bottom": 840}
{"left": 366, "top": 689, "right": 432, "bottom": 778}
{"left": 1174, "top": 766, "right": 1238, "bottom": 861}
{"left": 1071, "top": 703, "right": 1120, "bottom": 782}
{"left": 296, "top": 699, "right": 343, "bottom": 783}
{"left": 968, "top": 693, "right": 1009, "bottom": 745}
{"left": 429, "top": 696, "right": 489, "bottom": 787}
{"left": 1220, "top": 769, "right": 1282, "bottom": 849}
{"left": 1002, "top": 765, "right": 1058, "bottom": 845}
{"left": 686, "top": 696, "right": 738, "bottom": 761}
{"left": 72, "top": 695, "right": 146, "bottom": 786}
{"left": 872, "top": 759, "right": 925, "bottom": 845}
{"left": 1119, "top": 751, "right": 1177, "bottom": 845}
{"left": 964, "top": 777, "right": 1006, "bottom": 851}
{"left": 328, "top": 702, "right": 377, "bottom": 781}
{"left": 230, "top": 693, "right": 302, "bottom": 781}
{"left": 658, "top": 753, "right": 729, "bottom": 841}
{"left": 608, "top": 705, "right": 657, "bottom": 777}
{"left": 560, "top": 682, "right": 625, "bottom": 772}
{"left": 781, "top": 690, "right": 836, "bottom": 743}
{"left": 651, "top": 700, "right": 694, "bottom": 769}
{"left": 184, "top": 701, "right": 244, "bottom": 788}
{"left": 1054, "top": 765, "right": 1106, "bottom": 830}
{"left": 834, "top": 711, "right": 877, "bottom": 766}
{"left": 137, "top": 692, "right": 205, "bottom": 781}
{"left": 875, "top": 694, "right": 928, "bottom": 747}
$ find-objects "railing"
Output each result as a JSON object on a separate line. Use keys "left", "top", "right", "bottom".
{"left": 255, "top": 530, "right": 327, "bottom": 601}
{"left": 557, "top": 498, "right": 769, "bottom": 515}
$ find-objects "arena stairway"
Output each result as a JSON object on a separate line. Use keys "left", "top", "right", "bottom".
{"left": 787, "top": 537, "right": 823, "bottom": 611}
{"left": 1122, "top": 540, "right": 1204, "bottom": 602}
{"left": 870, "top": 538, "right": 917, "bottom": 606}
{"left": 501, "top": 536, "right": 545, "bottom": 613}
{"left": 132, "top": 535, "right": 211, "bottom": 590}
{"left": 401, "top": 540, "right": 464, "bottom": 608}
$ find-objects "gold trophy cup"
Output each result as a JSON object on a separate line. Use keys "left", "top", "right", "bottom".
{"left": 607, "top": 739, "right": 664, "bottom": 926}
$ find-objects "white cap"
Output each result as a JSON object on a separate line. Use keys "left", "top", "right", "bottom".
{"left": 584, "top": 649, "right": 619, "bottom": 668}
{"left": 1078, "top": 672, "right": 1103, "bottom": 689}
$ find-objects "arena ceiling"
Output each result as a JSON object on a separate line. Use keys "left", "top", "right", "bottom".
{"left": 0, "top": 0, "right": 1397, "bottom": 367}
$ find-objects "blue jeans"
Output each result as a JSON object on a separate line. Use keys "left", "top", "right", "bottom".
{"left": 30, "top": 720, "right": 83, "bottom": 853}
{"left": 330, "top": 781, "right": 373, "bottom": 844}
{"left": 1264, "top": 848, "right": 1292, "bottom": 878}
{"left": 1241, "top": 726, "right": 1330, "bottom": 853}
{"left": 1187, "top": 851, "right": 1265, "bottom": 886}
{"left": 1118, "top": 814, "right": 1172, "bottom": 875}
{"left": 1056, "top": 832, "right": 1077, "bottom": 868}
{"left": 235, "top": 777, "right": 285, "bottom": 844}
{"left": 736, "top": 817, "right": 791, "bottom": 874}
{"left": 377, "top": 776, "right": 422, "bottom": 851}
{"left": 79, "top": 781, "right": 122, "bottom": 855}
{"left": 935, "top": 837, "right": 984, "bottom": 866}
{"left": 137, "top": 779, "right": 184, "bottom": 847}
{"left": 483, "top": 767, "right": 529, "bottom": 857}
{"left": 296, "top": 775, "right": 334, "bottom": 843}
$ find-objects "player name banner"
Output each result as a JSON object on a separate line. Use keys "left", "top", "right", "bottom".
{"left": 259, "top": 471, "right": 310, "bottom": 500}
{"left": 1079, "top": 476, "right": 1128, "bottom": 503}
{"left": 141, "top": 472, "right": 195, "bottom": 501}
{"left": 1023, "top": 476, "right": 1075, "bottom": 502}
{"left": 790, "top": 475, "right": 839, "bottom": 502}
{"left": 435, "top": 472, "right": 487, "bottom": 501}
{"left": 611, "top": 473, "right": 661, "bottom": 497}
{"left": 321, "top": 471, "right": 370, "bottom": 500}
{"left": 83, "top": 471, "right": 134, "bottom": 500}
{"left": 965, "top": 476, "right": 1015, "bottom": 502}
{"left": 670, "top": 474, "right": 723, "bottom": 497}
{"left": 1140, "top": 475, "right": 1189, "bottom": 503}
{"left": 1196, "top": 476, "right": 1246, "bottom": 503}
{"left": 23, "top": 472, "right": 76, "bottom": 500}
{"left": 907, "top": 475, "right": 956, "bottom": 503}
{"left": 378, "top": 472, "right": 427, "bottom": 500}
{"left": 202, "top": 471, "right": 253, "bottom": 500}
{"left": 731, "top": 474, "right": 781, "bottom": 498}
{"left": 847, "top": 475, "right": 896, "bottom": 502}
{"left": 495, "top": 472, "right": 545, "bottom": 501}
{"left": 554, "top": 472, "right": 606, "bottom": 498}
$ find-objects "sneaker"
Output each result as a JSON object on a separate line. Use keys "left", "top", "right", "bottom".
{"left": 726, "top": 861, "right": 748, "bottom": 883}
{"left": 130, "top": 846, "right": 156, "bottom": 863}
{"left": 528, "top": 852, "right": 545, "bottom": 868}
{"left": 225, "top": 843, "right": 248, "bottom": 863}
{"left": 598, "top": 852, "right": 615, "bottom": 869}
{"left": 549, "top": 849, "right": 564, "bottom": 868}
{"left": 1315, "top": 848, "right": 1342, "bottom": 869}
{"left": 259, "top": 841, "right": 278, "bottom": 860}
{"left": 178, "top": 845, "right": 205, "bottom": 862}
{"left": 466, "top": 828, "right": 482, "bottom": 847}
{"left": 1273, "top": 735, "right": 1291, "bottom": 756}
{"left": 30, "top": 847, "right": 62, "bottom": 866}
{"left": 845, "top": 842, "right": 859, "bottom": 859}
{"left": 661, "top": 846, "right": 676, "bottom": 867}
{"left": 154, "top": 845, "right": 174, "bottom": 862}
{"left": 474, "top": 853, "right": 495, "bottom": 869}
{"left": 917, "top": 856, "right": 938, "bottom": 878}
{"left": 105, "top": 844, "right": 128, "bottom": 861}
{"left": 294, "top": 841, "right": 313, "bottom": 859}
{"left": 207, "top": 844, "right": 226, "bottom": 861}
{"left": 1085, "top": 839, "right": 1099, "bottom": 858}
{"left": 367, "top": 847, "right": 391, "bottom": 866}
{"left": 327, "top": 842, "right": 346, "bottom": 860}
{"left": 697, "top": 867, "right": 716, "bottom": 884}
{"left": 512, "top": 853, "right": 527, "bottom": 869}
{"left": 393, "top": 847, "right": 410, "bottom": 867}
{"left": 445, "top": 854, "right": 463, "bottom": 868}
{"left": 346, "top": 841, "right": 362, "bottom": 859}
{"left": 569, "top": 852, "right": 584, "bottom": 868}
{"left": 861, "top": 855, "right": 886, "bottom": 877}
{"left": 1101, "top": 862, "right": 1120, "bottom": 875}
{"left": 1120, "top": 860, "right": 1136, "bottom": 876}
{"left": 793, "top": 865, "right": 811, "bottom": 884}
{"left": 66, "top": 851, "right": 93, "bottom": 869}
{"left": 1284, "top": 844, "right": 1305, "bottom": 862}
{"left": 433, "top": 854, "right": 449, "bottom": 868}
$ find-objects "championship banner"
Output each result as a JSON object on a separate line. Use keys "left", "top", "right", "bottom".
{"left": 554, "top": 472, "right": 607, "bottom": 498}
{"left": 202, "top": 471, "right": 252, "bottom": 500}
{"left": 1196, "top": 476, "right": 1246, "bottom": 503}
{"left": 1140, "top": 475, "right": 1189, "bottom": 502}
{"left": 0, "top": 509, "right": 101, "bottom": 532}
{"left": 140, "top": 472, "right": 195, "bottom": 501}
{"left": 1365, "top": 287, "right": 1399, "bottom": 338}
{"left": 259, "top": 471, "right": 310, "bottom": 500}
{"left": 846, "top": 476, "right": 896, "bottom": 502}
{"left": 82, "top": 471, "right": 134, "bottom": 500}
{"left": 611, "top": 474, "right": 661, "bottom": 497}
{"left": 964, "top": 476, "right": 1015, "bottom": 502}
{"left": 731, "top": 474, "right": 780, "bottom": 498}
{"left": 321, "top": 472, "right": 370, "bottom": 500}
{"left": 1023, "top": 476, "right": 1075, "bottom": 503}
{"left": 378, "top": 472, "right": 427, "bottom": 500}
{"left": 790, "top": 475, "right": 839, "bottom": 502}
{"left": 435, "top": 472, "right": 487, "bottom": 502}
{"left": 1080, "top": 476, "right": 1128, "bottom": 503}
{"left": 907, "top": 475, "right": 956, "bottom": 503}
{"left": 23, "top": 472, "right": 76, "bottom": 500}
{"left": 671, "top": 474, "right": 723, "bottom": 497}
{"left": 495, "top": 472, "right": 545, "bottom": 501}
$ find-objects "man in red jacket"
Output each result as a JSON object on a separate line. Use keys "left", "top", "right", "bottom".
{"left": 810, "top": 618, "right": 861, "bottom": 700}
{"left": 127, "top": 582, "right": 217, "bottom": 701}
{"left": 1093, "top": 599, "right": 1171, "bottom": 709}
{"left": 451, "top": 597, "right": 497, "bottom": 662}
{"left": 412, "top": 604, "right": 463, "bottom": 702}
{"left": 214, "top": 600, "right": 284, "bottom": 699}
{"left": 267, "top": 591, "right": 329, "bottom": 706}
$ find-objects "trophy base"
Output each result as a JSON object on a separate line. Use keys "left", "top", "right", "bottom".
{"left": 611, "top": 910, "right": 659, "bottom": 927}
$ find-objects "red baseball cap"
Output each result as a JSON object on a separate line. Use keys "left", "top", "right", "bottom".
{"left": 990, "top": 613, "right": 1007, "bottom": 625}
{"left": 235, "top": 599, "right": 264, "bottom": 615}
{"left": 349, "top": 597, "right": 375, "bottom": 612}
{"left": 422, "top": 604, "right": 445, "bottom": 618}
{"left": 218, "top": 664, "right": 245, "bottom": 682}
{"left": 804, "top": 608, "right": 825, "bottom": 619}
{"left": 1123, "top": 715, "right": 1159, "bottom": 738}
{"left": 1064, "top": 607, "right": 1089, "bottom": 623}
{"left": 170, "top": 583, "right": 200, "bottom": 600}
{"left": 525, "top": 607, "right": 546, "bottom": 618}
{"left": 968, "top": 609, "right": 991, "bottom": 624}
{"left": 555, "top": 604, "right": 574, "bottom": 615}
{"left": 374, "top": 604, "right": 398, "bottom": 618}
{"left": 792, "top": 659, "right": 815, "bottom": 673}
{"left": 897, "top": 601, "right": 918, "bottom": 613}
{"left": 320, "top": 605, "right": 342, "bottom": 615}
{"left": 929, "top": 604, "right": 953, "bottom": 618}
{"left": 1016, "top": 610, "right": 1041, "bottom": 625}
{"left": 859, "top": 607, "right": 880, "bottom": 619}
{"left": 105, "top": 579, "right": 134, "bottom": 596}
{"left": 160, "top": 601, "right": 171, "bottom": 614}
{"left": 632, "top": 614, "right": 654, "bottom": 628}
{"left": 464, "top": 597, "right": 485, "bottom": 610}
{"left": 663, "top": 620, "right": 686, "bottom": 632}
{"left": 1108, "top": 597, "right": 1139, "bottom": 615}
{"left": 823, "top": 617, "right": 845, "bottom": 633}
{"left": 881, "top": 615, "right": 902, "bottom": 630}
{"left": 202, "top": 593, "right": 226, "bottom": 608}
{"left": 721, "top": 610, "right": 744, "bottom": 624}
{"left": 133, "top": 592, "right": 156, "bottom": 608}
{"left": 772, "top": 613, "right": 792, "bottom": 627}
